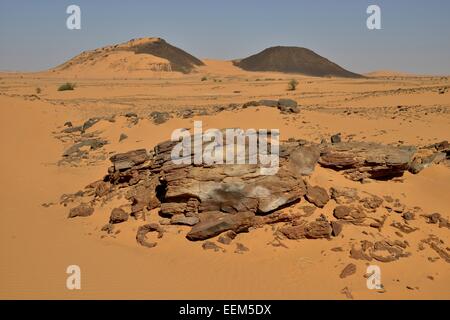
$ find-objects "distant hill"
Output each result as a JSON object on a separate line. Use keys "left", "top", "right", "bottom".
{"left": 234, "top": 46, "right": 362, "bottom": 78}
{"left": 53, "top": 37, "right": 204, "bottom": 75}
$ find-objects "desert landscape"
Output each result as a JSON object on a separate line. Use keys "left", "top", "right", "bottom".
{"left": 0, "top": 37, "right": 449, "bottom": 300}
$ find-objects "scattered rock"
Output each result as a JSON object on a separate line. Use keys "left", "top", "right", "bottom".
{"left": 360, "top": 194, "right": 383, "bottom": 210}
{"left": 202, "top": 241, "right": 224, "bottom": 252}
{"left": 101, "top": 223, "right": 114, "bottom": 234}
{"left": 187, "top": 212, "right": 255, "bottom": 241}
{"left": 109, "top": 208, "right": 128, "bottom": 224}
{"left": 331, "top": 133, "right": 341, "bottom": 144}
{"left": 319, "top": 141, "right": 416, "bottom": 181}
{"left": 305, "top": 185, "right": 329, "bottom": 208}
{"left": 390, "top": 222, "right": 417, "bottom": 234}
{"left": 68, "top": 203, "right": 94, "bottom": 218}
{"left": 119, "top": 133, "right": 128, "bottom": 142}
{"left": 330, "top": 187, "right": 359, "bottom": 204}
{"left": 136, "top": 223, "right": 164, "bottom": 248}
{"left": 341, "top": 287, "right": 354, "bottom": 299}
{"left": 402, "top": 211, "right": 415, "bottom": 221}
{"left": 421, "top": 236, "right": 450, "bottom": 263}
{"left": 170, "top": 214, "right": 200, "bottom": 226}
{"left": 110, "top": 149, "right": 149, "bottom": 171}
{"left": 150, "top": 111, "right": 171, "bottom": 124}
{"left": 287, "top": 145, "right": 320, "bottom": 176}
{"left": 334, "top": 205, "right": 353, "bottom": 219}
{"left": 340, "top": 263, "right": 357, "bottom": 279}
{"left": 280, "top": 217, "right": 332, "bottom": 240}
{"left": 63, "top": 138, "right": 108, "bottom": 157}
{"left": 277, "top": 99, "right": 300, "bottom": 113}
{"left": 258, "top": 99, "right": 278, "bottom": 107}
{"left": 81, "top": 117, "right": 101, "bottom": 132}
{"left": 217, "top": 230, "right": 237, "bottom": 245}
{"left": 235, "top": 242, "right": 249, "bottom": 254}
{"left": 331, "top": 221, "right": 343, "bottom": 237}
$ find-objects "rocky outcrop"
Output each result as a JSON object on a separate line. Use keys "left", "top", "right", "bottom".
{"left": 319, "top": 141, "right": 416, "bottom": 181}
{"left": 64, "top": 132, "right": 448, "bottom": 247}
{"left": 318, "top": 140, "right": 450, "bottom": 180}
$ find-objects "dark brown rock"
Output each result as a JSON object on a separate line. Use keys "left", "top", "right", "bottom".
{"left": 305, "top": 219, "right": 332, "bottom": 239}
{"left": 390, "top": 222, "right": 418, "bottom": 234}
{"left": 68, "top": 203, "right": 94, "bottom": 218}
{"left": 126, "top": 177, "right": 160, "bottom": 215}
{"left": 305, "top": 185, "right": 329, "bottom": 208}
{"left": 281, "top": 218, "right": 332, "bottom": 240}
{"left": 217, "top": 230, "right": 237, "bottom": 245}
{"left": 186, "top": 211, "right": 255, "bottom": 241}
{"left": 333, "top": 205, "right": 352, "bottom": 219}
{"left": 279, "top": 222, "right": 307, "bottom": 240}
{"left": 235, "top": 242, "right": 250, "bottom": 254}
{"left": 109, "top": 208, "right": 128, "bottom": 224}
{"left": 340, "top": 263, "right": 357, "bottom": 278}
{"left": 330, "top": 186, "right": 359, "bottom": 204}
{"left": 160, "top": 202, "right": 186, "bottom": 217}
{"left": 202, "top": 241, "right": 224, "bottom": 252}
{"left": 331, "top": 133, "right": 341, "bottom": 144}
{"left": 287, "top": 145, "right": 320, "bottom": 176}
{"left": 331, "top": 221, "right": 343, "bottom": 237}
{"left": 110, "top": 149, "right": 149, "bottom": 171}
{"left": 136, "top": 223, "right": 164, "bottom": 248}
{"left": 319, "top": 141, "right": 416, "bottom": 181}
{"left": 170, "top": 214, "right": 199, "bottom": 226}
{"left": 360, "top": 194, "right": 383, "bottom": 210}
{"left": 402, "top": 211, "right": 415, "bottom": 221}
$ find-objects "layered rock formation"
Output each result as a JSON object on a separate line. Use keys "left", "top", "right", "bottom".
{"left": 63, "top": 132, "right": 449, "bottom": 247}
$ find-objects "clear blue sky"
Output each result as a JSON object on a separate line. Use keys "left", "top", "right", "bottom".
{"left": 1, "top": 0, "right": 449, "bottom": 74}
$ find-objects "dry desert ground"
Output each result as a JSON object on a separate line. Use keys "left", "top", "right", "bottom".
{"left": 0, "top": 58, "right": 450, "bottom": 299}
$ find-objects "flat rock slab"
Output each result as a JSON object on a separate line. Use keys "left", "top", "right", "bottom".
{"left": 319, "top": 141, "right": 417, "bottom": 180}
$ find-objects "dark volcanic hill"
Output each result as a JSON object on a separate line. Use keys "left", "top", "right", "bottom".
{"left": 55, "top": 37, "right": 204, "bottom": 74}
{"left": 129, "top": 38, "right": 204, "bottom": 73}
{"left": 234, "top": 46, "right": 362, "bottom": 78}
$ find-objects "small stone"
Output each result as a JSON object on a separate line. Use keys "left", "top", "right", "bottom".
{"left": 425, "top": 212, "right": 441, "bottom": 224}
{"left": 109, "top": 208, "right": 128, "bottom": 224}
{"left": 170, "top": 214, "right": 199, "bottom": 226}
{"left": 68, "top": 203, "right": 94, "bottom": 218}
{"left": 136, "top": 223, "right": 164, "bottom": 248}
{"left": 331, "top": 133, "right": 342, "bottom": 144}
{"left": 202, "top": 241, "right": 224, "bottom": 252}
{"left": 402, "top": 211, "right": 415, "bottom": 221}
{"left": 235, "top": 243, "right": 249, "bottom": 254}
{"left": 217, "top": 231, "right": 237, "bottom": 245}
{"left": 350, "top": 209, "right": 366, "bottom": 219}
{"left": 341, "top": 287, "right": 354, "bottom": 299}
{"left": 340, "top": 263, "right": 357, "bottom": 279}
{"left": 119, "top": 133, "right": 128, "bottom": 142}
{"left": 334, "top": 205, "right": 352, "bottom": 219}
{"left": 159, "top": 218, "right": 171, "bottom": 225}
{"left": 305, "top": 185, "right": 329, "bottom": 208}
{"left": 331, "top": 221, "right": 343, "bottom": 237}
{"left": 101, "top": 223, "right": 114, "bottom": 234}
